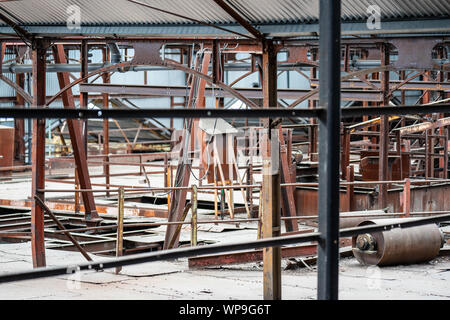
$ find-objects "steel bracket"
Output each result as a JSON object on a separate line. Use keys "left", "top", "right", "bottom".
{"left": 131, "top": 41, "right": 165, "bottom": 66}
{"left": 390, "top": 39, "right": 442, "bottom": 70}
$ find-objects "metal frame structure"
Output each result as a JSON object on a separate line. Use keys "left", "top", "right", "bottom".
{"left": 0, "top": 0, "right": 449, "bottom": 301}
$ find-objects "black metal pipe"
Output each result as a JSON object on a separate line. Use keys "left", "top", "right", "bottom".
{"left": 0, "top": 212, "right": 448, "bottom": 285}
{"left": 1, "top": 104, "right": 450, "bottom": 119}
{"left": 317, "top": 0, "right": 341, "bottom": 300}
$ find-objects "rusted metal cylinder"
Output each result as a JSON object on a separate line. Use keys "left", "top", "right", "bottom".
{"left": 352, "top": 218, "right": 444, "bottom": 266}
{"left": 339, "top": 210, "right": 388, "bottom": 229}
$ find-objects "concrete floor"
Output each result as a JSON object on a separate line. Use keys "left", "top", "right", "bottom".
{"left": 0, "top": 164, "right": 449, "bottom": 300}
{"left": 0, "top": 242, "right": 449, "bottom": 300}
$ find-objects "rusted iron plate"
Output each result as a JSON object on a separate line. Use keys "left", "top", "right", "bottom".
{"left": 390, "top": 39, "right": 442, "bottom": 70}
{"left": 188, "top": 244, "right": 318, "bottom": 268}
{"left": 295, "top": 182, "right": 450, "bottom": 215}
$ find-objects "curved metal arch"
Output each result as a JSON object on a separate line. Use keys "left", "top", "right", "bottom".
{"left": 46, "top": 61, "right": 132, "bottom": 107}
{"left": 0, "top": 74, "right": 32, "bottom": 104}
{"left": 45, "top": 61, "right": 260, "bottom": 109}
{"left": 287, "top": 65, "right": 449, "bottom": 109}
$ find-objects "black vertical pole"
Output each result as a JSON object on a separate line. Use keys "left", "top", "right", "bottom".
{"left": 317, "top": 0, "right": 341, "bottom": 300}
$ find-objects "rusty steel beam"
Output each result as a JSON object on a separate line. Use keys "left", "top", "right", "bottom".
{"left": 0, "top": 11, "right": 33, "bottom": 43}
{"left": 31, "top": 39, "right": 47, "bottom": 268}
{"left": 378, "top": 43, "right": 390, "bottom": 209}
{"left": 34, "top": 196, "right": 92, "bottom": 262}
{"left": 162, "top": 54, "right": 203, "bottom": 250}
{"left": 80, "top": 40, "right": 89, "bottom": 152}
{"left": 397, "top": 117, "right": 450, "bottom": 135}
{"left": 311, "top": 79, "right": 450, "bottom": 91}
{"left": 261, "top": 40, "right": 281, "bottom": 301}
{"left": 14, "top": 72, "right": 25, "bottom": 164}
{"left": 52, "top": 44, "right": 100, "bottom": 223}
{"left": 212, "top": 0, "right": 264, "bottom": 40}
{"left": 279, "top": 129, "right": 298, "bottom": 232}
{"left": 79, "top": 83, "right": 382, "bottom": 101}
{"left": 188, "top": 244, "right": 317, "bottom": 268}
{"left": 127, "top": 0, "right": 253, "bottom": 39}
{"left": 102, "top": 48, "right": 110, "bottom": 196}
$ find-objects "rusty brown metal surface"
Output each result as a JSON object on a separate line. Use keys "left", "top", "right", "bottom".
{"left": 390, "top": 38, "right": 442, "bottom": 70}
{"left": 295, "top": 182, "right": 450, "bottom": 216}
{"left": 0, "top": 126, "right": 14, "bottom": 177}
{"left": 360, "top": 154, "right": 410, "bottom": 182}
{"left": 52, "top": 44, "right": 100, "bottom": 223}
{"left": 0, "top": 199, "right": 168, "bottom": 218}
{"left": 34, "top": 196, "right": 92, "bottom": 262}
{"left": 378, "top": 43, "right": 390, "bottom": 209}
{"left": 261, "top": 40, "right": 281, "bottom": 300}
{"left": 31, "top": 40, "right": 47, "bottom": 268}
{"left": 188, "top": 244, "right": 318, "bottom": 268}
{"left": 352, "top": 219, "right": 443, "bottom": 266}
{"left": 279, "top": 129, "right": 298, "bottom": 232}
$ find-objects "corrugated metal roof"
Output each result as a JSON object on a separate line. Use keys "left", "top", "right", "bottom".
{"left": 0, "top": 0, "right": 448, "bottom": 28}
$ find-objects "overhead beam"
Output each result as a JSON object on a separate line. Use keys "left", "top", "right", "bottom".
{"left": 211, "top": 0, "right": 264, "bottom": 40}
{"left": 0, "top": 11, "right": 33, "bottom": 42}
{"left": 126, "top": 0, "right": 253, "bottom": 39}
{"left": 79, "top": 83, "right": 383, "bottom": 101}
{"left": 0, "top": 19, "right": 447, "bottom": 38}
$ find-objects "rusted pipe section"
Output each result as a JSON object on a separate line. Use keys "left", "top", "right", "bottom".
{"left": 352, "top": 218, "right": 444, "bottom": 266}
{"left": 191, "top": 185, "right": 198, "bottom": 247}
{"left": 115, "top": 187, "right": 125, "bottom": 274}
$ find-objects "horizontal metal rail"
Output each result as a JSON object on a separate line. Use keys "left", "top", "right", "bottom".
{"left": 48, "top": 210, "right": 450, "bottom": 234}
{"left": 1, "top": 104, "right": 450, "bottom": 119}
{"left": 38, "top": 178, "right": 450, "bottom": 193}
{"left": 0, "top": 212, "right": 448, "bottom": 284}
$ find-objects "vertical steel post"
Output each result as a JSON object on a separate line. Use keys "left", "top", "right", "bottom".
{"left": 444, "top": 128, "right": 448, "bottom": 179}
{"left": 247, "top": 162, "right": 253, "bottom": 217}
{"left": 102, "top": 47, "right": 110, "bottom": 197}
{"left": 191, "top": 185, "right": 198, "bottom": 247}
{"left": 379, "top": 43, "right": 390, "bottom": 209}
{"left": 115, "top": 187, "right": 124, "bottom": 274}
{"left": 317, "top": 0, "right": 341, "bottom": 300}
{"left": 75, "top": 168, "right": 80, "bottom": 214}
{"left": 346, "top": 165, "right": 354, "bottom": 212}
{"left": 261, "top": 39, "right": 281, "bottom": 300}
{"left": 52, "top": 44, "right": 100, "bottom": 223}
{"left": 403, "top": 178, "right": 410, "bottom": 217}
{"left": 80, "top": 40, "right": 89, "bottom": 153}
{"left": 31, "top": 40, "right": 47, "bottom": 268}
{"left": 341, "top": 128, "right": 350, "bottom": 180}
{"left": 14, "top": 71, "right": 25, "bottom": 164}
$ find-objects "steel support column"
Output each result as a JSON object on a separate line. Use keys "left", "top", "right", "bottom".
{"left": 52, "top": 44, "right": 100, "bottom": 223}
{"left": 80, "top": 40, "right": 89, "bottom": 153}
{"left": 14, "top": 72, "right": 25, "bottom": 164}
{"left": 31, "top": 40, "right": 47, "bottom": 268}
{"left": 261, "top": 40, "right": 281, "bottom": 300}
{"left": 379, "top": 44, "right": 390, "bottom": 209}
{"left": 317, "top": 0, "right": 341, "bottom": 300}
{"left": 102, "top": 48, "right": 110, "bottom": 197}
